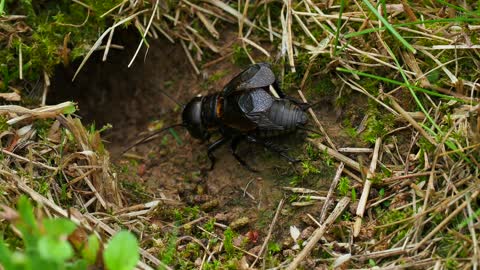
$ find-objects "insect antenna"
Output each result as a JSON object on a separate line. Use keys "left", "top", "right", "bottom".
{"left": 122, "top": 123, "right": 185, "bottom": 154}
{"left": 299, "top": 100, "right": 324, "bottom": 111}
{"left": 157, "top": 88, "right": 185, "bottom": 107}
{"left": 297, "top": 126, "right": 324, "bottom": 137}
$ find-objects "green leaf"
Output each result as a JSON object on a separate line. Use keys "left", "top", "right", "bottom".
{"left": 37, "top": 236, "right": 74, "bottom": 263}
{"left": 0, "top": 0, "right": 6, "bottom": 15}
{"left": 103, "top": 231, "right": 139, "bottom": 270}
{"left": 336, "top": 68, "right": 471, "bottom": 103}
{"left": 17, "top": 196, "right": 36, "bottom": 230}
{"left": 42, "top": 218, "right": 77, "bottom": 238}
{"left": 0, "top": 239, "right": 14, "bottom": 269}
{"left": 81, "top": 234, "right": 100, "bottom": 264}
{"left": 62, "top": 103, "right": 77, "bottom": 115}
{"left": 16, "top": 196, "right": 39, "bottom": 247}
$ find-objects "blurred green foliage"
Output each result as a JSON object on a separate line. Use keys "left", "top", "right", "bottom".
{"left": 0, "top": 195, "right": 140, "bottom": 270}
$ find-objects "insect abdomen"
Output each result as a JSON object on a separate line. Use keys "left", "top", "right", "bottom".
{"left": 256, "top": 100, "right": 307, "bottom": 138}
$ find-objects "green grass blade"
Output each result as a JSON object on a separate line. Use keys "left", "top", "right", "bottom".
{"left": 383, "top": 44, "right": 439, "bottom": 131}
{"left": 336, "top": 68, "right": 471, "bottom": 103}
{"left": 0, "top": 0, "right": 5, "bottom": 15}
{"left": 169, "top": 128, "right": 182, "bottom": 145}
{"left": 345, "top": 17, "right": 480, "bottom": 39}
{"left": 362, "top": 0, "right": 416, "bottom": 53}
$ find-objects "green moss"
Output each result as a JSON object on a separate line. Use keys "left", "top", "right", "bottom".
{"left": 121, "top": 180, "right": 150, "bottom": 202}
{"left": 362, "top": 108, "right": 395, "bottom": 144}
{"left": 232, "top": 44, "right": 251, "bottom": 67}
{"left": 0, "top": 115, "right": 8, "bottom": 132}
{"left": 337, "top": 176, "right": 351, "bottom": 196}
{"left": 161, "top": 230, "right": 178, "bottom": 266}
{"left": 223, "top": 227, "right": 235, "bottom": 256}
{"left": 1, "top": 0, "right": 123, "bottom": 95}
{"left": 33, "top": 118, "right": 54, "bottom": 140}
{"left": 308, "top": 76, "right": 335, "bottom": 99}
{"left": 437, "top": 233, "right": 469, "bottom": 259}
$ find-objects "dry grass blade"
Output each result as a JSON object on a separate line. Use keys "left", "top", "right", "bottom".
{"left": 251, "top": 198, "right": 284, "bottom": 268}
{"left": 72, "top": 9, "right": 149, "bottom": 81}
{"left": 319, "top": 162, "right": 344, "bottom": 223}
{"left": 415, "top": 190, "right": 479, "bottom": 250}
{"left": 308, "top": 139, "right": 361, "bottom": 172}
{"left": 196, "top": 11, "right": 220, "bottom": 39}
{"left": 202, "top": 0, "right": 254, "bottom": 27}
{"left": 128, "top": 1, "right": 158, "bottom": 68}
{"left": 181, "top": 39, "right": 200, "bottom": 75}
{"left": 286, "top": 197, "right": 350, "bottom": 270}
{"left": 354, "top": 137, "right": 381, "bottom": 236}
{"left": 298, "top": 90, "right": 337, "bottom": 150}
{"left": 0, "top": 101, "right": 75, "bottom": 125}
{"left": 241, "top": 37, "right": 270, "bottom": 57}
{"left": 389, "top": 97, "right": 436, "bottom": 145}
{"left": 284, "top": 0, "right": 295, "bottom": 72}
{"left": 1, "top": 149, "right": 57, "bottom": 170}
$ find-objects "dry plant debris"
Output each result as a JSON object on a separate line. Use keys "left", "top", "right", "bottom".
{"left": 2, "top": 0, "right": 480, "bottom": 269}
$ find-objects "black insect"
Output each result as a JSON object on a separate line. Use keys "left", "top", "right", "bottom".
{"left": 125, "top": 62, "right": 317, "bottom": 171}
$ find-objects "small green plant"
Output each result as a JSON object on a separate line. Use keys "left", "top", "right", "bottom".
{"left": 378, "top": 188, "right": 385, "bottom": 198}
{"left": 301, "top": 161, "right": 320, "bottom": 176}
{"left": 203, "top": 218, "right": 216, "bottom": 233}
{"left": 267, "top": 242, "right": 281, "bottom": 255}
{"left": 322, "top": 149, "right": 335, "bottom": 167}
{"left": 223, "top": 227, "right": 235, "bottom": 256}
{"left": 341, "top": 211, "right": 352, "bottom": 221}
{"left": 161, "top": 231, "right": 178, "bottom": 266}
{"left": 305, "top": 143, "right": 320, "bottom": 160}
{"left": 0, "top": 196, "right": 140, "bottom": 270}
{"left": 203, "top": 260, "right": 221, "bottom": 270}
{"left": 289, "top": 175, "right": 301, "bottom": 186}
{"left": 338, "top": 177, "right": 351, "bottom": 196}
{"left": 351, "top": 187, "right": 357, "bottom": 202}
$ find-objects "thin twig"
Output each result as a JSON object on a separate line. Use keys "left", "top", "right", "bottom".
{"left": 251, "top": 198, "right": 284, "bottom": 268}
{"left": 319, "top": 162, "right": 344, "bottom": 223}
{"left": 286, "top": 197, "right": 350, "bottom": 270}
{"left": 354, "top": 137, "right": 381, "bottom": 237}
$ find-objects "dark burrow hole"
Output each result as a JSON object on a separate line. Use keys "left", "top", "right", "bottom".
{"left": 48, "top": 29, "right": 197, "bottom": 153}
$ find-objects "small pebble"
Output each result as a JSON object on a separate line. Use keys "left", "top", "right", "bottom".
{"left": 214, "top": 212, "right": 228, "bottom": 222}
{"left": 300, "top": 226, "right": 315, "bottom": 240}
{"left": 230, "top": 216, "right": 250, "bottom": 230}
{"left": 200, "top": 199, "right": 219, "bottom": 211}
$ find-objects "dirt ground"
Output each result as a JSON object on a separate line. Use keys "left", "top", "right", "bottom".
{"left": 49, "top": 29, "right": 358, "bottom": 247}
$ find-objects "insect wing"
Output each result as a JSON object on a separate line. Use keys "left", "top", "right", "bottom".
{"left": 238, "top": 89, "right": 284, "bottom": 131}
{"left": 223, "top": 63, "right": 276, "bottom": 96}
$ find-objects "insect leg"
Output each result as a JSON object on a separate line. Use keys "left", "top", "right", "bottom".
{"left": 246, "top": 136, "right": 300, "bottom": 164}
{"left": 207, "top": 136, "right": 229, "bottom": 170}
{"left": 230, "top": 136, "right": 258, "bottom": 172}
